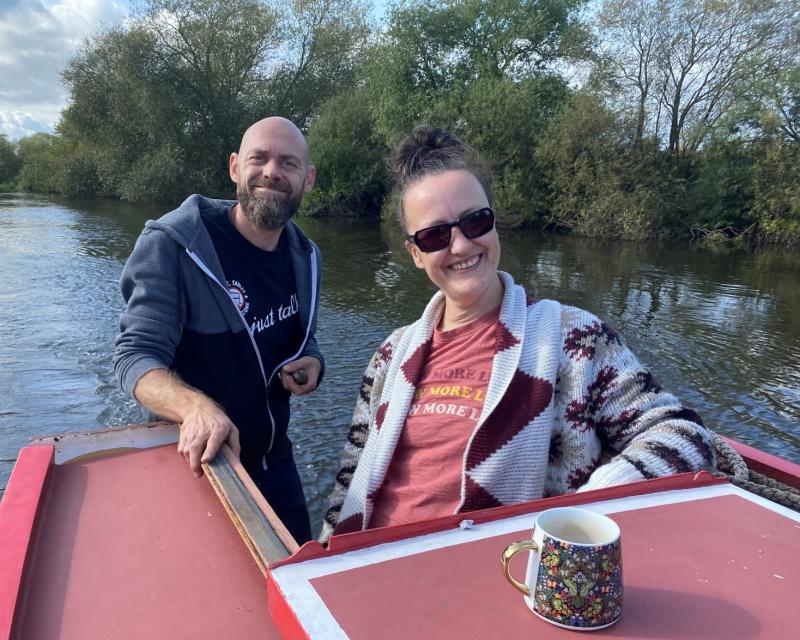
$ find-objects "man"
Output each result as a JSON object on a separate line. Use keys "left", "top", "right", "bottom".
{"left": 114, "top": 117, "right": 322, "bottom": 544}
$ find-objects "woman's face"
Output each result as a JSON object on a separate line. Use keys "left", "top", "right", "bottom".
{"left": 403, "top": 169, "right": 501, "bottom": 311}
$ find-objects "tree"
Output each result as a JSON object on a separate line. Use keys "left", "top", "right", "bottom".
{"left": 61, "top": 25, "right": 189, "bottom": 201}
{"left": 0, "top": 135, "right": 21, "bottom": 188}
{"left": 461, "top": 74, "right": 570, "bottom": 223}
{"left": 268, "top": 0, "right": 372, "bottom": 126}
{"left": 739, "top": 62, "right": 800, "bottom": 145}
{"left": 536, "top": 93, "right": 665, "bottom": 239}
{"left": 15, "top": 134, "right": 64, "bottom": 194}
{"left": 596, "top": 0, "right": 798, "bottom": 155}
{"left": 751, "top": 131, "right": 800, "bottom": 246}
{"left": 128, "top": 0, "right": 284, "bottom": 194}
{"left": 306, "top": 90, "right": 388, "bottom": 215}
{"left": 596, "top": 0, "right": 661, "bottom": 148}
{"left": 349, "top": 0, "right": 586, "bottom": 224}
{"left": 57, "top": 0, "right": 371, "bottom": 202}
{"left": 685, "top": 137, "right": 755, "bottom": 236}
{"left": 366, "top": 0, "right": 588, "bottom": 143}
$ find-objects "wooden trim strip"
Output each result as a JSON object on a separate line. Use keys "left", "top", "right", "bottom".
{"left": 0, "top": 446, "right": 54, "bottom": 640}
{"left": 203, "top": 444, "right": 299, "bottom": 573}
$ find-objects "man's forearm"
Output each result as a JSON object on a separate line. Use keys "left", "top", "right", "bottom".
{"left": 133, "top": 368, "right": 218, "bottom": 423}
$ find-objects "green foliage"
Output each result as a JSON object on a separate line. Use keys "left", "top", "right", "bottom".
{"left": 536, "top": 93, "right": 664, "bottom": 240}
{"left": 359, "top": 0, "right": 584, "bottom": 225}
{"left": 0, "top": 135, "right": 21, "bottom": 189}
{"left": 16, "top": 134, "right": 65, "bottom": 194}
{"left": 306, "top": 91, "right": 388, "bottom": 215}
{"left": 461, "top": 75, "right": 569, "bottom": 224}
{"left": 9, "top": 0, "right": 800, "bottom": 247}
{"left": 596, "top": 0, "right": 797, "bottom": 156}
{"left": 39, "top": 0, "right": 371, "bottom": 203}
{"left": 685, "top": 139, "right": 756, "bottom": 235}
{"left": 269, "top": 0, "right": 373, "bottom": 125}
{"left": 60, "top": 24, "right": 198, "bottom": 201}
{"left": 366, "top": 0, "right": 586, "bottom": 144}
{"left": 751, "top": 137, "right": 800, "bottom": 246}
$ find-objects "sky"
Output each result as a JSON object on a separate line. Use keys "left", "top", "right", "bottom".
{"left": 0, "top": 0, "right": 392, "bottom": 141}
{"left": 0, "top": 0, "right": 129, "bottom": 140}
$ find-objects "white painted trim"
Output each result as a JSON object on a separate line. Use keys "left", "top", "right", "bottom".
{"left": 270, "top": 484, "right": 799, "bottom": 638}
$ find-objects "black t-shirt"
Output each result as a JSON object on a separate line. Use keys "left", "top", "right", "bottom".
{"left": 204, "top": 206, "right": 303, "bottom": 381}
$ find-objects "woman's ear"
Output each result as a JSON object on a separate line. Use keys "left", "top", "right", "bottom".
{"left": 405, "top": 240, "right": 425, "bottom": 269}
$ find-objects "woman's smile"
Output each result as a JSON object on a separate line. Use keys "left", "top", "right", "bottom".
{"left": 448, "top": 253, "right": 482, "bottom": 271}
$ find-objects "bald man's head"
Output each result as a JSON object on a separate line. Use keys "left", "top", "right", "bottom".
{"left": 229, "top": 117, "right": 316, "bottom": 231}
{"left": 238, "top": 117, "right": 310, "bottom": 166}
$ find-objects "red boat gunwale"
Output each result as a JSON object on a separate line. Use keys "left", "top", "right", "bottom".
{"left": 0, "top": 445, "right": 54, "bottom": 640}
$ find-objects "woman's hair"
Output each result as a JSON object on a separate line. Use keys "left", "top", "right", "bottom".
{"left": 387, "top": 125, "right": 493, "bottom": 231}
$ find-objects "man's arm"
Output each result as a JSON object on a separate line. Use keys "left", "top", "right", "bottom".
{"left": 134, "top": 369, "right": 241, "bottom": 477}
{"left": 113, "top": 227, "right": 232, "bottom": 477}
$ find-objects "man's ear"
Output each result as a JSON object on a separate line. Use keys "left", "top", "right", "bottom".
{"left": 405, "top": 240, "right": 425, "bottom": 269}
{"left": 303, "top": 164, "right": 316, "bottom": 192}
{"left": 229, "top": 153, "right": 240, "bottom": 184}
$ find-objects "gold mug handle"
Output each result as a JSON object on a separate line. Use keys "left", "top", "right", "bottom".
{"left": 500, "top": 540, "right": 539, "bottom": 596}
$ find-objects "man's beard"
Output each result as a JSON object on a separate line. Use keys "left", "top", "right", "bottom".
{"left": 237, "top": 181, "right": 302, "bottom": 231}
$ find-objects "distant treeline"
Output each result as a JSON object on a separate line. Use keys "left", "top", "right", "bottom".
{"left": 1, "top": 0, "right": 798, "bottom": 246}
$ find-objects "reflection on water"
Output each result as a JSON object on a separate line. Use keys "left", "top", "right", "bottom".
{"left": 1, "top": 193, "right": 799, "bottom": 531}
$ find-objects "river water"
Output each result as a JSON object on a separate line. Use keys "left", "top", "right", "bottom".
{"left": 1, "top": 193, "right": 799, "bottom": 531}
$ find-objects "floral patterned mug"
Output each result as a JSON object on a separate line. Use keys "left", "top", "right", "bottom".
{"left": 500, "top": 507, "right": 623, "bottom": 631}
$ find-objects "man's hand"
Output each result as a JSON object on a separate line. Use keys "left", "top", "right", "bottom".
{"left": 177, "top": 403, "right": 242, "bottom": 477}
{"left": 133, "top": 368, "right": 241, "bottom": 478}
{"left": 280, "top": 356, "right": 321, "bottom": 395}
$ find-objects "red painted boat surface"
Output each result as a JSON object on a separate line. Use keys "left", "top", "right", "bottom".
{"left": 268, "top": 480, "right": 800, "bottom": 639}
{"left": 1, "top": 429, "right": 798, "bottom": 640}
{"left": 0, "top": 444, "right": 280, "bottom": 640}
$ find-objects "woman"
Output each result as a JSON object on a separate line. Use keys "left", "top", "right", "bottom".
{"left": 321, "top": 125, "right": 715, "bottom": 541}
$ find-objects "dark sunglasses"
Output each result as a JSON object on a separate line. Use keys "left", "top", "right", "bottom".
{"left": 406, "top": 207, "right": 495, "bottom": 253}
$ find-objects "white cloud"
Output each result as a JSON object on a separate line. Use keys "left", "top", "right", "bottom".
{"left": 0, "top": 0, "right": 128, "bottom": 140}
{"left": 0, "top": 111, "right": 53, "bottom": 139}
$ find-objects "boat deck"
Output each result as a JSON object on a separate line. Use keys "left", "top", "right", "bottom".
{"left": 269, "top": 482, "right": 800, "bottom": 639}
{"left": 4, "top": 429, "right": 800, "bottom": 639}
{"left": 11, "top": 444, "right": 279, "bottom": 639}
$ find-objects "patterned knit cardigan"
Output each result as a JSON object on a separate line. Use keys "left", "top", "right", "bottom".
{"left": 321, "top": 272, "right": 715, "bottom": 542}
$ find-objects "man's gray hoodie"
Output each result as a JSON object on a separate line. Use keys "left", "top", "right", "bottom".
{"left": 113, "top": 194, "right": 323, "bottom": 474}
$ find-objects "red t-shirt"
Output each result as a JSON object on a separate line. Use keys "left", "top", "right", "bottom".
{"left": 370, "top": 307, "right": 500, "bottom": 528}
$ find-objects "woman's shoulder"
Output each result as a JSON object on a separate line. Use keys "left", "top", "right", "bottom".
{"left": 556, "top": 303, "right": 604, "bottom": 329}
{"left": 520, "top": 296, "right": 593, "bottom": 326}
{"left": 523, "top": 296, "right": 625, "bottom": 350}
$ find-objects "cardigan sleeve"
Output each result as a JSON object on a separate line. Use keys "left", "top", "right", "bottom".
{"left": 563, "top": 311, "right": 717, "bottom": 492}
{"left": 319, "top": 329, "right": 402, "bottom": 543}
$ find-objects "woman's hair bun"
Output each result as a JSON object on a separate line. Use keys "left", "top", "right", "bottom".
{"left": 388, "top": 125, "right": 467, "bottom": 187}
{"left": 388, "top": 124, "right": 493, "bottom": 229}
